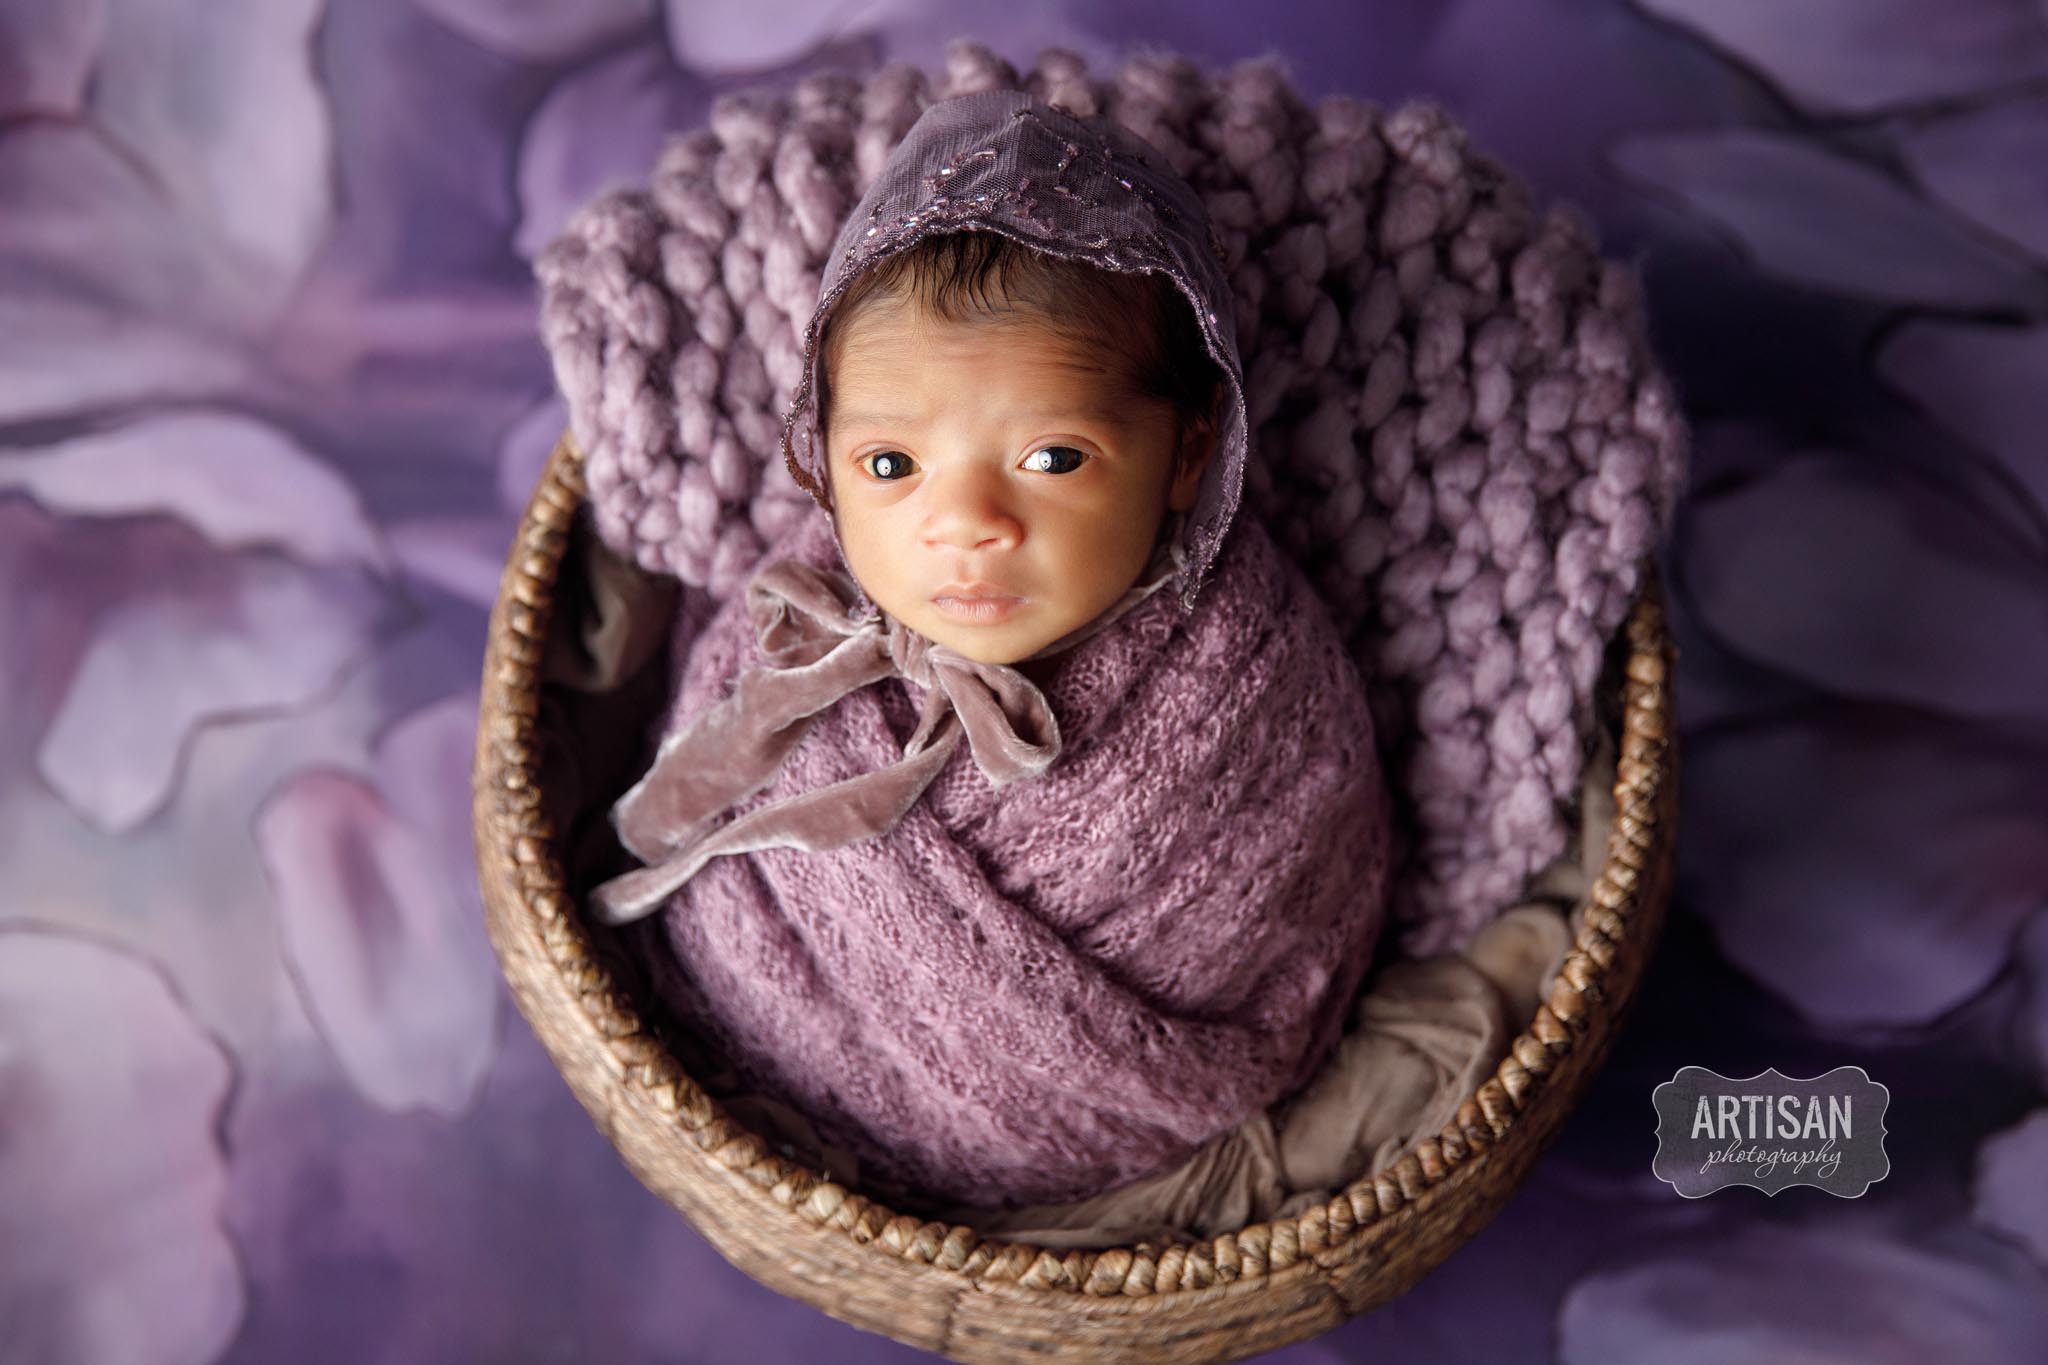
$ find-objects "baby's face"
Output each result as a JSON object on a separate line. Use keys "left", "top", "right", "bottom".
{"left": 823, "top": 298, "right": 1208, "bottom": 665}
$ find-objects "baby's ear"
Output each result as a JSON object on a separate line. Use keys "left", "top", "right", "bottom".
{"left": 1168, "top": 416, "right": 1217, "bottom": 512}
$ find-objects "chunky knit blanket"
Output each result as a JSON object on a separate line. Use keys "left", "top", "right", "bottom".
{"left": 535, "top": 43, "right": 1686, "bottom": 955}
{"left": 630, "top": 508, "right": 1389, "bottom": 1208}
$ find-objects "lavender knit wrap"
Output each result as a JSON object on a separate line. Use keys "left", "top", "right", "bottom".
{"left": 534, "top": 41, "right": 1687, "bottom": 954}
{"left": 635, "top": 506, "right": 1390, "bottom": 1208}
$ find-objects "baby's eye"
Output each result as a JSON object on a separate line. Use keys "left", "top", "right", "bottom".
{"left": 1022, "top": 445, "right": 1088, "bottom": 475}
{"left": 859, "top": 450, "right": 916, "bottom": 481}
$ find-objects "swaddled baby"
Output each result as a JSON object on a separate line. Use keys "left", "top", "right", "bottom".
{"left": 588, "top": 91, "right": 1393, "bottom": 1211}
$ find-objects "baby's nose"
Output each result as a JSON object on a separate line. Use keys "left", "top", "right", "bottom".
{"left": 921, "top": 465, "right": 1022, "bottom": 549}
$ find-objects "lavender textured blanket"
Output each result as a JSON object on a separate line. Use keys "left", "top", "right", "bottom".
{"left": 631, "top": 509, "right": 1391, "bottom": 1210}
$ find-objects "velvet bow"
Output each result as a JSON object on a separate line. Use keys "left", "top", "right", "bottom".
{"left": 587, "top": 558, "right": 1061, "bottom": 926}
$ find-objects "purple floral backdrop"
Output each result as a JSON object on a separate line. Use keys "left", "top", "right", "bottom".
{"left": 3, "top": 1, "right": 2046, "bottom": 1361}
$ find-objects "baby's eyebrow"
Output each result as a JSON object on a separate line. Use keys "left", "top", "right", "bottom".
{"left": 829, "top": 410, "right": 921, "bottom": 429}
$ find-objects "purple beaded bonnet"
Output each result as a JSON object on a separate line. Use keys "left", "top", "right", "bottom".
{"left": 777, "top": 87, "right": 1251, "bottom": 615}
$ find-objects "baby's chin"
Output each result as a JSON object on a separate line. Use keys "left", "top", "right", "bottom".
{"left": 906, "top": 606, "right": 1054, "bottom": 666}
{"left": 876, "top": 593, "right": 1110, "bottom": 666}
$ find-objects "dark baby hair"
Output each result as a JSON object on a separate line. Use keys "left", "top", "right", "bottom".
{"left": 818, "top": 230, "right": 1224, "bottom": 460}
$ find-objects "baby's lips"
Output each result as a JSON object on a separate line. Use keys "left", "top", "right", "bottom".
{"left": 932, "top": 580, "right": 1027, "bottom": 603}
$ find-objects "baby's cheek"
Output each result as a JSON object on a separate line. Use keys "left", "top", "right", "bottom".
{"left": 830, "top": 519, "right": 897, "bottom": 610}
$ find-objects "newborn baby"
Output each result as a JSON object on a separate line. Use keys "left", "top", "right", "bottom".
{"left": 587, "top": 90, "right": 1394, "bottom": 1212}
{"left": 814, "top": 229, "right": 1215, "bottom": 670}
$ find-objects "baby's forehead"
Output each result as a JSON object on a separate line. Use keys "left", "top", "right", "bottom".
{"left": 827, "top": 299, "right": 1138, "bottom": 380}
{"left": 825, "top": 352, "right": 1141, "bottom": 437}
{"left": 835, "top": 290, "right": 1111, "bottom": 341}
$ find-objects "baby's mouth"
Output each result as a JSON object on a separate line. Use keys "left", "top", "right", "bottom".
{"left": 932, "top": 584, "right": 1026, "bottom": 624}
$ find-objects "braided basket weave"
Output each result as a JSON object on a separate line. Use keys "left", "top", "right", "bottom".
{"left": 471, "top": 428, "right": 1677, "bottom": 1365}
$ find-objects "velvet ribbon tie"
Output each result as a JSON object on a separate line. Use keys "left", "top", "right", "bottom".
{"left": 587, "top": 558, "right": 1061, "bottom": 926}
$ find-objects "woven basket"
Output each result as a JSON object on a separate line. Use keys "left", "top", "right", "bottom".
{"left": 472, "top": 430, "right": 1677, "bottom": 1365}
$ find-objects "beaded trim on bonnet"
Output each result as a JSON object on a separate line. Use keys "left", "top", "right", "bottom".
{"left": 778, "top": 88, "right": 1253, "bottom": 615}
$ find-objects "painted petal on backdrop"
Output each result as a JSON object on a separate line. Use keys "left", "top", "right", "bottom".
{"left": 1680, "top": 417, "right": 1821, "bottom": 492}
{"left": 1974, "top": 1110, "right": 2048, "bottom": 1272}
{"left": 0, "top": 296, "right": 248, "bottom": 430}
{"left": 1634, "top": 0, "right": 2048, "bottom": 118}
{"left": 0, "top": 412, "right": 390, "bottom": 573}
{"left": 1878, "top": 321, "right": 2048, "bottom": 523}
{"left": 217, "top": 1018, "right": 813, "bottom": 1364}
{"left": 496, "top": 395, "right": 569, "bottom": 511}
{"left": 255, "top": 0, "right": 561, "bottom": 483}
{"left": 1414, "top": 0, "right": 1767, "bottom": 227}
{"left": 1299, "top": 1156, "right": 1724, "bottom": 1362}
{"left": 1900, "top": 92, "right": 2048, "bottom": 261}
{"left": 255, "top": 278, "right": 553, "bottom": 495}
{"left": 1662, "top": 569, "right": 1825, "bottom": 738}
{"left": 0, "top": 0, "right": 104, "bottom": 119}
{"left": 313, "top": 0, "right": 546, "bottom": 291}
{"left": 0, "top": 123, "right": 254, "bottom": 422}
{"left": 665, "top": 0, "right": 900, "bottom": 72}
{"left": 36, "top": 556, "right": 391, "bottom": 834}
{"left": 412, "top": 0, "right": 654, "bottom": 63}
{"left": 256, "top": 763, "right": 498, "bottom": 1116}
{"left": 1611, "top": 130, "right": 2048, "bottom": 310}
{"left": 93, "top": 0, "right": 332, "bottom": 298}
{"left": 0, "top": 508, "right": 237, "bottom": 820}
{"left": 513, "top": 40, "right": 708, "bottom": 261}
{"left": 388, "top": 516, "right": 516, "bottom": 608}
{"left": 1683, "top": 453, "right": 2048, "bottom": 723}
{"left": 1681, "top": 709, "right": 2048, "bottom": 1028}
{"left": 371, "top": 693, "right": 499, "bottom": 1037}
{"left": 374, "top": 694, "right": 485, "bottom": 887}
{"left": 1559, "top": 1222, "right": 2048, "bottom": 1365}
{"left": 0, "top": 929, "right": 242, "bottom": 1365}
{"left": 0, "top": 120, "right": 267, "bottom": 321}
{"left": 1, "top": 504, "right": 467, "bottom": 1062}
{"left": 2020, "top": 910, "right": 2048, "bottom": 1086}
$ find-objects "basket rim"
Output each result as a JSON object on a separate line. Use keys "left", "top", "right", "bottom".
{"left": 472, "top": 428, "right": 1676, "bottom": 1304}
